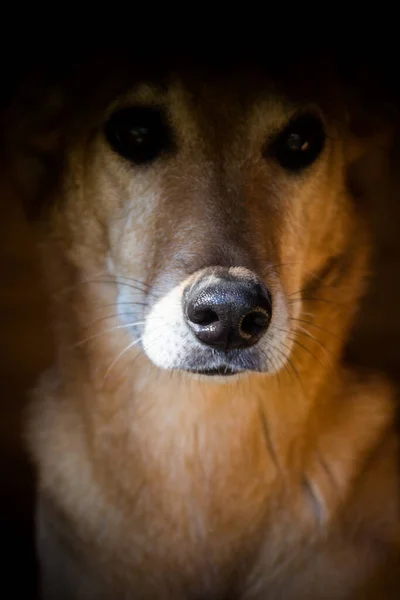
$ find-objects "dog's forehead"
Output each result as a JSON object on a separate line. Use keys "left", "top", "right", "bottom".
{"left": 118, "top": 62, "right": 276, "bottom": 100}
{"left": 111, "top": 70, "right": 293, "bottom": 136}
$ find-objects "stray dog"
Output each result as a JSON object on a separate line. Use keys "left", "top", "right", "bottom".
{"left": 6, "top": 53, "right": 400, "bottom": 598}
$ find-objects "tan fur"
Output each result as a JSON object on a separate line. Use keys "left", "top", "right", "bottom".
{"left": 8, "top": 57, "right": 400, "bottom": 598}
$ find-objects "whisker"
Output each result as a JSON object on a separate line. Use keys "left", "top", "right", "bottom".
{"left": 128, "top": 329, "right": 170, "bottom": 371}
{"left": 260, "top": 343, "right": 297, "bottom": 393}
{"left": 96, "top": 280, "right": 156, "bottom": 294}
{"left": 101, "top": 324, "right": 168, "bottom": 386}
{"left": 264, "top": 261, "right": 303, "bottom": 274}
{"left": 83, "top": 309, "right": 149, "bottom": 328}
{"left": 73, "top": 320, "right": 152, "bottom": 348}
{"left": 270, "top": 327, "right": 327, "bottom": 371}
{"left": 266, "top": 340, "right": 306, "bottom": 397}
{"left": 91, "top": 301, "right": 151, "bottom": 314}
{"left": 270, "top": 325, "right": 334, "bottom": 361}
{"left": 111, "top": 274, "right": 152, "bottom": 289}
{"left": 290, "top": 337, "right": 328, "bottom": 370}
{"left": 258, "top": 345, "right": 283, "bottom": 389}
{"left": 269, "top": 346, "right": 283, "bottom": 390}
{"left": 289, "top": 297, "right": 347, "bottom": 308}
{"left": 289, "top": 317, "right": 343, "bottom": 342}
{"left": 298, "top": 311, "right": 317, "bottom": 320}
{"left": 56, "top": 278, "right": 157, "bottom": 300}
{"left": 294, "top": 325, "right": 335, "bottom": 360}
{"left": 282, "top": 351, "right": 305, "bottom": 397}
{"left": 102, "top": 337, "right": 143, "bottom": 385}
{"left": 55, "top": 270, "right": 108, "bottom": 297}
{"left": 288, "top": 283, "right": 344, "bottom": 297}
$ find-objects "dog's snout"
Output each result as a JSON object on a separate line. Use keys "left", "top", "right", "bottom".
{"left": 184, "top": 274, "right": 272, "bottom": 350}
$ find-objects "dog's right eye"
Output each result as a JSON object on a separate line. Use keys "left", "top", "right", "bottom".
{"left": 104, "top": 106, "right": 172, "bottom": 165}
{"left": 267, "top": 113, "right": 326, "bottom": 172}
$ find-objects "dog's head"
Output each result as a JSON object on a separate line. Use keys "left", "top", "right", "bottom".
{"left": 6, "top": 55, "right": 391, "bottom": 383}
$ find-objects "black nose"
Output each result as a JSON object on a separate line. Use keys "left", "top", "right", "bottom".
{"left": 184, "top": 274, "right": 272, "bottom": 350}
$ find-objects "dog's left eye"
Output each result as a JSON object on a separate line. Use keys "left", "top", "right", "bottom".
{"left": 104, "top": 106, "right": 172, "bottom": 165}
{"left": 267, "top": 114, "right": 326, "bottom": 171}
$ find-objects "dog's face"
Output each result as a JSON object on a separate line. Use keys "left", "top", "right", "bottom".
{"left": 16, "top": 60, "right": 373, "bottom": 381}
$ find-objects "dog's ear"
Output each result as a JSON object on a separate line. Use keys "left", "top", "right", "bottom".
{"left": 344, "top": 105, "right": 394, "bottom": 165}
{"left": 340, "top": 61, "right": 396, "bottom": 163}
{"left": 272, "top": 55, "right": 395, "bottom": 161}
{"left": 338, "top": 62, "right": 398, "bottom": 207}
{"left": 2, "top": 54, "right": 141, "bottom": 221}
{"left": 2, "top": 68, "right": 73, "bottom": 221}
{"left": 2, "top": 56, "right": 113, "bottom": 221}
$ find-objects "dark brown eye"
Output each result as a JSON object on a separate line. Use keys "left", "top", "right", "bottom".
{"left": 104, "top": 106, "right": 172, "bottom": 165}
{"left": 268, "top": 113, "right": 326, "bottom": 171}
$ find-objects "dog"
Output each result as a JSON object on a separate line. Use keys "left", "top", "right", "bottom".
{"left": 6, "top": 52, "right": 400, "bottom": 598}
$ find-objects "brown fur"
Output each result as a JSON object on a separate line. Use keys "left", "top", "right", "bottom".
{"left": 6, "top": 55, "right": 400, "bottom": 598}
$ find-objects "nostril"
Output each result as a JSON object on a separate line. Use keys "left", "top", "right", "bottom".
{"left": 240, "top": 309, "right": 270, "bottom": 338}
{"left": 189, "top": 308, "right": 219, "bottom": 326}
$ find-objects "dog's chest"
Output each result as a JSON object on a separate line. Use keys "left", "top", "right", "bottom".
{"left": 34, "top": 382, "right": 325, "bottom": 598}
{"left": 68, "top": 497, "right": 305, "bottom": 599}
{"left": 76, "top": 446, "right": 316, "bottom": 599}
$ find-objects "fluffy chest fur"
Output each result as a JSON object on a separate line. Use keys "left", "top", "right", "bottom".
{"left": 30, "top": 360, "right": 397, "bottom": 599}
